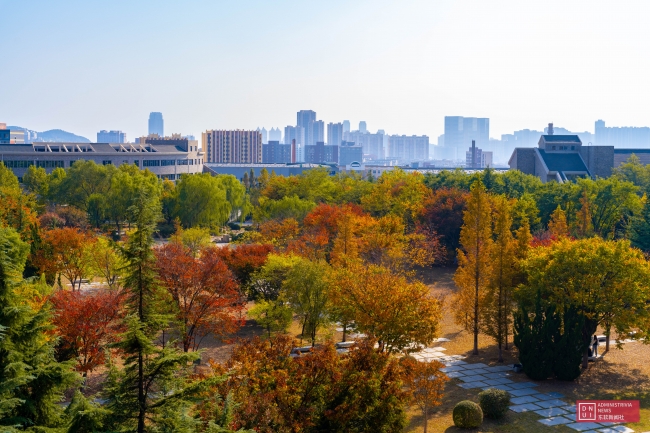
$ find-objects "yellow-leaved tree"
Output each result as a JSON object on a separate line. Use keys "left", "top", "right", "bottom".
{"left": 548, "top": 205, "right": 569, "bottom": 238}
{"left": 454, "top": 180, "right": 493, "bottom": 355}
{"left": 481, "top": 195, "right": 517, "bottom": 362}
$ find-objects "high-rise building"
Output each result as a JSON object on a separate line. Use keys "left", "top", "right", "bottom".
{"left": 304, "top": 142, "right": 338, "bottom": 164}
{"left": 327, "top": 122, "right": 343, "bottom": 146}
{"left": 202, "top": 130, "right": 262, "bottom": 163}
{"left": 595, "top": 119, "right": 650, "bottom": 147}
{"left": 442, "top": 116, "right": 489, "bottom": 161}
{"left": 10, "top": 130, "right": 25, "bottom": 144}
{"left": 296, "top": 110, "right": 324, "bottom": 146}
{"left": 344, "top": 130, "right": 384, "bottom": 160}
{"left": 97, "top": 130, "right": 127, "bottom": 143}
{"left": 284, "top": 125, "right": 305, "bottom": 146}
{"left": 148, "top": 112, "right": 164, "bottom": 136}
{"left": 339, "top": 141, "right": 363, "bottom": 165}
{"left": 269, "top": 127, "right": 282, "bottom": 142}
{"left": 262, "top": 141, "right": 291, "bottom": 163}
{"left": 387, "top": 135, "right": 429, "bottom": 163}
{"left": 359, "top": 121, "right": 367, "bottom": 133}
{"left": 257, "top": 127, "right": 268, "bottom": 144}
{"left": 342, "top": 120, "right": 350, "bottom": 134}
{"left": 465, "top": 143, "right": 493, "bottom": 168}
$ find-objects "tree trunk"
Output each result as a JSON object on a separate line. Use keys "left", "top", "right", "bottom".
{"left": 498, "top": 342, "right": 503, "bottom": 363}
{"left": 605, "top": 324, "right": 611, "bottom": 353}
{"left": 138, "top": 351, "right": 145, "bottom": 433}
{"left": 342, "top": 323, "right": 347, "bottom": 342}
{"left": 423, "top": 404, "right": 428, "bottom": 433}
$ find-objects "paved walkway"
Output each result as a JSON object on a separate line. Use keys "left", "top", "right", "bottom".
{"left": 412, "top": 346, "right": 636, "bottom": 433}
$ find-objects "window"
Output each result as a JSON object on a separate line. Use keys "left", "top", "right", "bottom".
{"left": 2, "top": 160, "right": 33, "bottom": 168}
{"left": 103, "top": 160, "right": 112, "bottom": 165}
{"left": 36, "top": 160, "right": 64, "bottom": 168}
{"left": 134, "top": 160, "right": 139, "bottom": 167}
{"left": 177, "top": 159, "right": 189, "bottom": 165}
{"left": 161, "top": 159, "right": 175, "bottom": 166}
{"left": 143, "top": 160, "right": 161, "bottom": 167}
{"left": 552, "top": 146, "right": 556, "bottom": 150}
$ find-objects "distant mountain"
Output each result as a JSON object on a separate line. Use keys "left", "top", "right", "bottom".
{"left": 7, "top": 126, "right": 90, "bottom": 143}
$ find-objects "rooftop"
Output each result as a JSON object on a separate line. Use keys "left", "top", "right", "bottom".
{"left": 541, "top": 135, "right": 582, "bottom": 143}
{"left": 538, "top": 149, "right": 589, "bottom": 173}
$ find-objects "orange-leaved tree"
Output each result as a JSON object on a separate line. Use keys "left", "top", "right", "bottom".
{"left": 329, "top": 262, "right": 441, "bottom": 353}
{"left": 454, "top": 180, "right": 493, "bottom": 355}
{"left": 155, "top": 243, "right": 244, "bottom": 352}
{"left": 50, "top": 288, "right": 124, "bottom": 375}
{"left": 400, "top": 357, "right": 448, "bottom": 433}
{"left": 34, "top": 227, "right": 95, "bottom": 291}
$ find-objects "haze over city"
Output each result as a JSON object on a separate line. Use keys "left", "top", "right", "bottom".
{"left": 3, "top": 0, "right": 650, "bottom": 141}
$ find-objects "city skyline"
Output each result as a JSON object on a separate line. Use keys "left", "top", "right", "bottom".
{"left": 3, "top": 1, "right": 650, "bottom": 141}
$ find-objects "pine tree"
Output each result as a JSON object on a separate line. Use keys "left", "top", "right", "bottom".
{"left": 104, "top": 188, "right": 200, "bottom": 433}
{"left": 513, "top": 291, "right": 556, "bottom": 380}
{"left": 0, "top": 226, "right": 79, "bottom": 430}
{"left": 548, "top": 205, "right": 569, "bottom": 238}
{"left": 454, "top": 180, "right": 494, "bottom": 355}
{"left": 482, "top": 196, "right": 516, "bottom": 362}
{"left": 552, "top": 306, "right": 584, "bottom": 381}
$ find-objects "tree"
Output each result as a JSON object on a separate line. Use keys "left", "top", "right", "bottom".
{"left": 417, "top": 187, "right": 468, "bottom": 263}
{"left": 552, "top": 305, "right": 585, "bottom": 381}
{"left": 54, "top": 160, "right": 116, "bottom": 211}
{"left": 513, "top": 291, "right": 556, "bottom": 380}
{"left": 520, "top": 237, "right": 650, "bottom": 369}
{"left": 361, "top": 169, "right": 428, "bottom": 223}
{"left": 630, "top": 197, "right": 650, "bottom": 252}
{"left": 105, "top": 164, "right": 161, "bottom": 233}
{"left": 155, "top": 243, "right": 244, "bottom": 352}
{"left": 175, "top": 173, "right": 231, "bottom": 228}
{"left": 248, "top": 300, "right": 293, "bottom": 338}
{"left": 0, "top": 226, "right": 79, "bottom": 430}
{"left": 50, "top": 289, "right": 124, "bottom": 375}
{"left": 254, "top": 195, "right": 316, "bottom": 222}
{"left": 0, "top": 162, "right": 20, "bottom": 191}
{"left": 400, "top": 357, "right": 448, "bottom": 433}
{"left": 482, "top": 195, "right": 516, "bottom": 362}
{"left": 329, "top": 262, "right": 442, "bottom": 353}
{"left": 548, "top": 205, "right": 569, "bottom": 237}
{"left": 35, "top": 227, "right": 95, "bottom": 290}
{"left": 178, "top": 226, "right": 212, "bottom": 257}
{"left": 22, "top": 165, "right": 49, "bottom": 201}
{"left": 104, "top": 188, "right": 200, "bottom": 433}
{"left": 282, "top": 257, "right": 331, "bottom": 345}
{"left": 215, "top": 174, "right": 251, "bottom": 222}
{"left": 215, "top": 243, "right": 273, "bottom": 288}
{"left": 209, "top": 336, "right": 408, "bottom": 433}
{"left": 85, "top": 236, "right": 124, "bottom": 290}
{"left": 454, "top": 180, "right": 493, "bottom": 355}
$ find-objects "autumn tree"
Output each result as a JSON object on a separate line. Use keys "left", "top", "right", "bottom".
{"left": 454, "top": 180, "right": 494, "bottom": 355}
{"left": 417, "top": 187, "right": 469, "bottom": 263}
{"left": 155, "top": 243, "right": 244, "bottom": 352}
{"left": 174, "top": 173, "right": 231, "bottom": 228}
{"left": 208, "top": 336, "right": 408, "bottom": 433}
{"left": 630, "top": 197, "right": 650, "bottom": 252}
{"left": 35, "top": 227, "right": 95, "bottom": 290}
{"left": 50, "top": 289, "right": 124, "bottom": 375}
{"left": 548, "top": 205, "right": 569, "bottom": 237}
{"left": 400, "top": 357, "right": 448, "bottom": 433}
{"left": 215, "top": 243, "right": 273, "bottom": 288}
{"left": 282, "top": 257, "right": 331, "bottom": 345}
{"left": 520, "top": 237, "right": 650, "bottom": 368}
{"left": 329, "top": 262, "right": 441, "bottom": 353}
{"left": 85, "top": 236, "right": 124, "bottom": 290}
{"left": 482, "top": 195, "right": 517, "bottom": 362}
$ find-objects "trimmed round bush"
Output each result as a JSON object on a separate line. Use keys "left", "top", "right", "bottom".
{"left": 478, "top": 388, "right": 511, "bottom": 419}
{"left": 453, "top": 400, "right": 483, "bottom": 428}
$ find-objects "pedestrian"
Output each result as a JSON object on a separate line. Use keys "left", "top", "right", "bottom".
{"left": 592, "top": 335, "right": 599, "bottom": 357}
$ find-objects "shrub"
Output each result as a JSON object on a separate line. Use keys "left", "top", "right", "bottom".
{"left": 453, "top": 400, "right": 483, "bottom": 428}
{"left": 228, "top": 222, "right": 241, "bottom": 230}
{"left": 478, "top": 388, "right": 510, "bottom": 419}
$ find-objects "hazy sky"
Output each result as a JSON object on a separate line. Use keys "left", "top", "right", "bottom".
{"left": 2, "top": 0, "right": 650, "bottom": 142}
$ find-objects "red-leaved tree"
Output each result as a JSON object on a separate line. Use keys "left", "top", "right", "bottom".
{"left": 34, "top": 227, "right": 95, "bottom": 290}
{"left": 50, "top": 288, "right": 124, "bottom": 375}
{"left": 215, "top": 243, "right": 274, "bottom": 288}
{"left": 155, "top": 243, "right": 244, "bottom": 352}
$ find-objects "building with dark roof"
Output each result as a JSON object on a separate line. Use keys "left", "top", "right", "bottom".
{"left": 508, "top": 132, "right": 617, "bottom": 182}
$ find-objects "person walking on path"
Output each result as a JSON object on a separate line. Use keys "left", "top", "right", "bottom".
{"left": 592, "top": 335, "right": 599, "bottom": 358}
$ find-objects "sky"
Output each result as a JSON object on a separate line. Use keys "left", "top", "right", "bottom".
{"left": 2, "top": 0, "right": 650, "bottom": 142}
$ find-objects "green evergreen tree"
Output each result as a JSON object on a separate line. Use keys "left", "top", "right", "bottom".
{"left": 103, "top": 188, "right": 200, "bottom": 433}
{"left": 552, "top": 306, "right": 585, "bottom": 381}
{"left": 0, "top": 226, "right": 79, "bottom": 430}
{"left": 513, "top": 291, "right": 556, "bottom": 380}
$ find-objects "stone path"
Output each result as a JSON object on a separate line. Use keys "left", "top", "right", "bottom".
{"left": 411, "top": 346, "right": 637, "bottom": 433}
